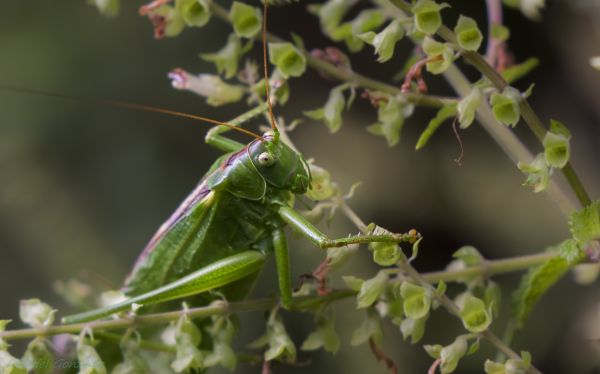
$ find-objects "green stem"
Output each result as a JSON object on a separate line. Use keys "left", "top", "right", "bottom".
{"left": 390, "top": 0, "right": 591, "bottom": 208}
{"left": 209, "top": 2, "right": 454, "bottom": 108}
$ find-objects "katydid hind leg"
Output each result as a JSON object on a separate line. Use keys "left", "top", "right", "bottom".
{"left": 62, "top": 251, "right": 266, "bottom": 324}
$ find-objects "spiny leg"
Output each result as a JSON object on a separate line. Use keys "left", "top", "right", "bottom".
{"left": 278, "top": 206, "right": 419, "bottom": 249}
{"left": 62, "top": 251, "right": 265, "bottom": 324}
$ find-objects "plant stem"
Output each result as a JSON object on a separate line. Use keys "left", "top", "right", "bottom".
{"left": 0, "top": 250, "right": 555, "bottom": 343}
{"left": 209, "top": 2, "right": 454, "bottom": 108}
{"left": 389, "top": 0, "right": 591, "bottom": 208}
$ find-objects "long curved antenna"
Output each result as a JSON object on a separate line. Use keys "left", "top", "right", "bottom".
{"left": 262, "top": 0, "right": 279, "bottom": 136}
{"left": 0, "top": 84, "right": 263, "bottom": 140}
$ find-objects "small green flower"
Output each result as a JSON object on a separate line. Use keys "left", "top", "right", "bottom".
{"left": 412, "top": 0, "right": 450, "bottom": 34}
{"left": 229, "top": 2, "right": 262, "bottom": 38}
{"left": 176, "top": 0, "right": 210, "bottom": 27}
{"left": 422, "top": 37, "right": 455, "bottom": 74}
{"left": 268, "top": 42, "right": 307, "bottom": 78}
{"left": 454, "top": 16, "right": 483, "bottom": 51}
{"left": 490, "top": 87, "right": 521, "bottom": 127}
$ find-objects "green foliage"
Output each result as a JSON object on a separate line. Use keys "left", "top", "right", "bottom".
{"left": 569, "top": 200, "right": 600, "bottom": 243}
{"left": 301, "top": 308, "right": 340, "bottom": 353}
{"left": 510, "top": 245, "right": 576, "bottom": 332}
{"left": 328, "top": 9, "right": 385, "bottom": 52}
{"left": 250, "top": 310, "right": 296, "bottom": 363}
{"left": 415, "top": 104, "right": 457, "bottom": 149}
{"left": 356, "top": 271, "right": 388, "bottom": 308}
{"left": 501, "top": 58, "right": 539, "bottom": 83}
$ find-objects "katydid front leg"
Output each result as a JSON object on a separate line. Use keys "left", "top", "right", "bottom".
{"left": 278, "top": 206, "right": 418, "bottom": 249}
{"left": 62, "top": 251, "right": 265, "bottom": 324}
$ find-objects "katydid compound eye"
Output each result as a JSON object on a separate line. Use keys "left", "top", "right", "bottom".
{"left": 258, "top": 152, "right": 276, "bottom": 166}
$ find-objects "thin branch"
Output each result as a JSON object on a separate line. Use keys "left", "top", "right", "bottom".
{"left": 209, "top": 2, "right": 455, "bottom": 109}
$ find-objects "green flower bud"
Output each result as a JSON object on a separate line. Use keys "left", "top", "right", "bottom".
{"left": 370, "top": 242, "right": 401, "bottom": 266}
{"left": 268, "top": 42, "right": 307, "bottom": 78}
{"left": 440, "top": 336, "right": 468, "bottom": 373}
{"left": 457, "top": 87, "right": 482, "bottom": 129}
{"left": 304, "top": 84, "right": 347, "bottom": 133}
{"left": 23, "top": 339, "right": 54, "bottom": 374}
{"left": 19, "top": 299, "right": 56, "bottom": 328}
{"left": 422, "top": 37, "right": 455, "bottom": 74}
{"left": 359, "top": 19, "right": 405, "bottom": 63}
{"left": 229, "top": 2, "right": 262, "bottom": 38}
{"left": 400, "top": 315, "right": 427, "bottom": 343}
{"left": 356, "top": 271, "right": 388, "bottom": 308}
{"left": 543, "top": 119, "right": 571, "bottom": 169}
{"left": 453, "top": 246, "right": 483, "bottom": 266}
{"left": 517, "top": 153, "right": 550, "bottom": 193}
{"left": 200, "top": 33, "right": 248, "bottom": 79}
{"left": 176, "top": 0, "right": 210, "bottom": 27}
{"left": 490, "top": 87, "right": 521, "bottom": 127}
{"left": 401, "top": 282, "right": 432, "bottom": 319}
{"left": 458, "top": 294, "right": 492, "bottom": 333}
{"left": 0, "top": 351, "right": 27, "bottom": 374}
{"left": 454, "top": 16, "right": 483, "bottom": 51}
{"left": 367, "top": 97, "right": 409, "bottom": 146}
{"left": 412, "top": 0, "right": 450, "bottom": 34}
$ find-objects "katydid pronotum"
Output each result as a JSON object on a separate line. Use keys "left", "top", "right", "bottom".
{"left": 5, "top": 1, "right": 419, "bottom": 326}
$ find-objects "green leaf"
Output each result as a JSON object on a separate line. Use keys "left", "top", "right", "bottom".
{"left": 453, "top": 246, "right": 483, "bottom": 266}
{"left": 424, "top": 344, "right": 443, "bottom": 359}
{"left": 268, "top": 42, "right": 306, "bottom": 78}
{"left": 517, "top": 153, "right": 550, "bottom": 193}
{"left": 371, "top": 242, "right": 401, "bottom": 266}
{"left": 440, "top": 335, "right": 468, "bottom": 373}
{"left": 400, "top": 315, "right": 428, "bottom": 343}
{"left": 510, "top": 247, "right": 573, "bottom": 331}
{"left": 359, "top": 19, "right": 405, "bottom": 63}
{"left": 176, "top": 0, "right": 210, "bottom": 27}
{"left": 543, "top": 120, "right": 571, "bottom": 169}
{"left": 22, "top": 339, "right": 54, "bottom": 374}
{"left": 77, "top": 338, "right": 107, "bottom": 374}
{"left": 19, "top": 299, "right": 56, "bottom": 328}
{"left": 457, "top": 87, "right": 482, "bottom": 129}
{"left": 412, "top": 0, "right": 450, "bottom": 34}
{"left": 89, "top": 0, "right": 119, "bottom": 17}
{"left": 484, "top": 360, "right": 506, "bottom": 374}
{"left": 351, "top": 309, "right": 382, "bottom": 346}
{"left": 490, "top": 87, "right": 521, "bottom": 127}
{"left": 415, "top": 104, "right": 457, "bottom": 149}
{"left": 367, "top": 97, "right": 409, "bottom": 146}
{"left": 458, "top": 294, "right": 492, "bottom": 333}
{"left": 490, "top": 24, "right": 510, "bottom": 42}
{"left": 0, "top": 351, "right": 27, "bottom": 374}
{"left": 200, "top": 33, "right": 247, "bottom": 79}
{"left": 569, "top": 200, "right": 600, "bottom": 243}
{"left": 357, "top": 271, "right": 388, "bottom": 308}
{"left": 422, "top": 37, "right": 455, "bottom": 74}
{"left": 501, "top": 57, "right": 539, "bottom": 84}
{"left": 304, "top": 84, "right": 347, "bottom": 133}
{"left": 454, "top": 16, "right": 483, "bottom": 51}
{"left": 466, "top": 339, "right": 480, "bottom": 356}
{"left": 401, "top": 282, "right": 432, "bottom": 319}
{"left": 229, "top": 2, "right": 262, "bottom": 38}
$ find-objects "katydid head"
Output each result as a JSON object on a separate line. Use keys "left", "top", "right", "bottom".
{"left": 248, "top": 132, "right": 310, "bottom": 194}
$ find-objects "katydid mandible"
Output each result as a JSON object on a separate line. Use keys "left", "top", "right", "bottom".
{"left": 60, "top": 2, "right": 416, "bottom": 324}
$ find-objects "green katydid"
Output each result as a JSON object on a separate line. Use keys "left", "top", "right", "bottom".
{"left": 8, "top": 2, "right": 418, "bottom": 325}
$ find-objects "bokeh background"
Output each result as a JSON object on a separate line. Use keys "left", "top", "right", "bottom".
{"left": 1, "top": 0, "right": 599, "bottom": 373}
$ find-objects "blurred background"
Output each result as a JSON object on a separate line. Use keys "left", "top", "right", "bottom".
{"left": 0, "top": 0, "right": 599, "bottom": 373}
